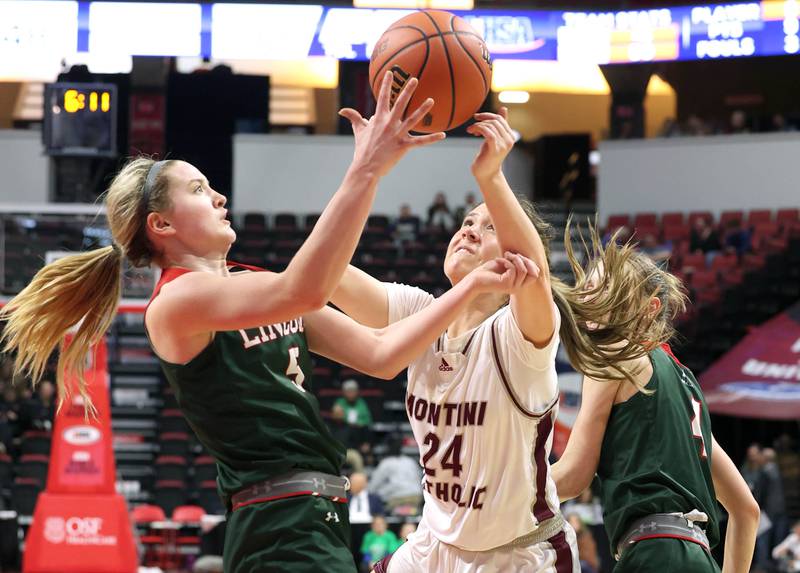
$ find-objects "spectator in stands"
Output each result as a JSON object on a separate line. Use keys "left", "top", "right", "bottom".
{"left": 729, "top": 109, "right": 750, "bottom": 134}
{"left": 426, "top": 191, "right": 454, "bottom": 232}
{"left": 335, "top": 379, "right": 372, "bottom": 428}
{"left": 639, "top": 232, "right": 672, "bottom": 265}
{"left": 566, "top": 513, "right": 600, "bottom": 573}
{"left": 658, "top": 118, "right": 682, "bottom": 138}
{"left": 391, "top": 204, "right": 420, "bottom": 246}
{"left": 741, "top": 444, "right": 766, "bottom": 502}
{"left": 368, "top": 438, "right": 422, "bottom": 513}
{"left": 454, "top": 192, "right": 479, "bottom": 225}
{"left": 722, "top": 219, "right": 751, "bottom": 256}
{"left": 773, "top": 520, "right": 800, "bottom": 572}
{"left": 0, "top": 385, "right": 21, "bottom": 440}
{"left": 348, "top": 472, "right": 384, "bottom": 525}
{"left": 22, "top": 379, "right": 56, "bottom": 432}
{"left": 360, "top": 515, "right": 400, "bottom": 572}
{"left": 771, "top": 113, "right": 796, "bottom": 133}
{"left": 741, "top": 444, "right": 771, "bottom": 570}
{"left": 398, "top": 522, "right": 417, "bottom": 542}
{"left": 690, "top": 216, "right": 721, "bottom": 259}
{"left": 764, "top": 448, "right": 789, "bottom": 557}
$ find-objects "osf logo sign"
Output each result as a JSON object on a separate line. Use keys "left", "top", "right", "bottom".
{"left": 44, "top": 517, "right": 66, "bottom": 544}
{"left": 43, "top": 516, "right": 116, "bottom": 546}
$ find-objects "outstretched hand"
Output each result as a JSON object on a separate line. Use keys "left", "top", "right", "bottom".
{"left": 470, "top": 251, "right": 540, "bottom": 296}
{"left": 339, "top": 70, "right": 446, "bottom": 179}
{"left": 467, "top": 106, "right": 516, "bottom": 182}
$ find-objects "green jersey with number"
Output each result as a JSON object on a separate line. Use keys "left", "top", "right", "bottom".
{"left": 149, "top": 266, "right": 346, "bottom": 501}
{"left": 596, "top": 345, "right": 719, "bottom": 550}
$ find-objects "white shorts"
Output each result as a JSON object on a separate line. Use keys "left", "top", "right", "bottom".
{"left": 386, "top": 520, "right": 580, "bottom": 573}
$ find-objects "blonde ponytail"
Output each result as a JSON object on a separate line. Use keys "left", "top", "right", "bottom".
{"left": 1, "top": 245, "right": 123, "bottom": 408}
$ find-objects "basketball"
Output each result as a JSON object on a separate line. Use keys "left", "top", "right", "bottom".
{"left": 369, "top": 10, "right": 492, "bottom": 133}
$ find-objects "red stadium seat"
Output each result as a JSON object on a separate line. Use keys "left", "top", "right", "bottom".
{"left": 747, "top": 210, "right": 772, "bottom": 226}
{"left": 681, "top": 253, "right": 706, "bottom": 272}
{"left": 742, "top": 253, "right": 766, "bottom": 272}
{"left": 633, "top": 213, "right": 657, "bottom": 228}
{"left": 710, "top": 254, "right": 738, "bottom": 272}
{"left": 688, "top": 211, "right": 714, "bottom": 227}
{"left": 663, "top": 224, "right": 690, "bottom": 242}
{"left": 721, "top": 268, "right": 744, "bottom": 287}
{"left": 695, "top": 287, "right": 722, "bottom": 306}
{"left": 606, "top": 214, "right": 630, "bottom": 231}
{"left": 691, "top": 270, "right": 717, "bottom": 290}
{"left": 776, "top": 209, "right": 799, "bottom": 225}
{"left": 719, "top": 210, "right": 744, "bottom": 227}
{"left": 661, "top": 212, "right": 684, "bottom": 227}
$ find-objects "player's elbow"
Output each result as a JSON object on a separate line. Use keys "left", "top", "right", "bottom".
{"left": 282, "top": 272, "right": 329, "bottom": 313}
{"left": 726, "top": 489, "right": 760, "bottom": 525}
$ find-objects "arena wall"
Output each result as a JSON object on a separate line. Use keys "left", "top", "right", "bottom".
{"left": 598, "top": 132, "right": 800, "bottom": 222}
{"left": 0, "top": 130, "right": 49, "bottom": 204}
{"left": 232, "top": 134, "right": 534, "bottom": 215}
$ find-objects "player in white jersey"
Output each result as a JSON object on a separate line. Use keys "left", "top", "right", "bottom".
{"left": 331, "top": 108, "right": 578, "bottom": 572}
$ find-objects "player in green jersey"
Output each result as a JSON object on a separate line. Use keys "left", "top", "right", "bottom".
{"left": 0, "top": 71, "right": 541, "bottom": 572}
{"left": 551, "top": 229, "right": 760, "bottom": 572}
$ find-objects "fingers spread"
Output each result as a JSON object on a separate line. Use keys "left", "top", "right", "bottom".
{"left": 402, "top": 98, "right": 435, "bottom": 131}
{"left": 376, "top": 70, "right": 394, "bottom": 114}
{"left": 408, "top": 132, "right": 446, "bottom": 147}
{"left": 392, "top": 77, "right": 419, "bottom": 120}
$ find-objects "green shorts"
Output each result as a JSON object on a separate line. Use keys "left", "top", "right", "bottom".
{"left": 615, "top": 538, "right": 721, "bottom": 572}
{"left": 223, "top": 495, "right": 356, "bottom": 573}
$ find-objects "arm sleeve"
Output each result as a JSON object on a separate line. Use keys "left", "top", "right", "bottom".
{"left": 383, "top": 282, "right": 435, "bottom": 324}
{"left": 496, "top": 301, "right": 561, "bottom": 371}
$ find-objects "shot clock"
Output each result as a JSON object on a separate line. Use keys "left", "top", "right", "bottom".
{"left": 43, "top": 82, "right": 118, "bottom": 157}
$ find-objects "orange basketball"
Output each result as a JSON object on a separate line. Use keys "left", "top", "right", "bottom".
{"left": 369, "top": 10, "right": 493, "bottom": 133}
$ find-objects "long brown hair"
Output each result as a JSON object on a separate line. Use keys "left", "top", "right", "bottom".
{"left": 0, "top": 157, "right": 176, "bottom": 407}
{"left": 552, "top": 220, "right": 688, "bottom": 388}
{"left": 510, "top": 199, "right": 687, "bottom": 389}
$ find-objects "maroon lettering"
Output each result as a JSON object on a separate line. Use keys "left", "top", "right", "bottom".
{"left": 477, "top": 401, "right": 487, "bottom": 425}
{"left": 406, "top": 394, "right": 415, "bottom": 417}
{"left": 472, "top": 487, "right": 487, "bottom": 509}
{"left": 414, "top": 398, "right": 428, "bottom": 421}
{"left": 443, "top": 403, "right": 458, "bottom": 425}
{"left": 462, "top": 402, "right": 477, "bottom": 426}
{"left": 421, "top": 433, "right": 440, "bottom": 477}
{"left": 435, "top": 481, "right": 449, "bottom": 502}
{"left": 427, "top": 402, "right": 441, "bottom": 425}
{"left": 452, "top": 483, "right": 463, "bottom": 504}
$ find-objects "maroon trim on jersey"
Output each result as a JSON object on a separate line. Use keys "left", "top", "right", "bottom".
{"left": 372, "top": 554, "right": 394, "bottom": 573}
{"left": 532, "top": 410, "right": 555, "bottom": 522}
{"left": 547, "top": 530, "right": 575, "bottom": 573}
{"left": 489, "top": 316, "right": 558, "bottom": 419}
{"left": 436, "top": 328, "right": 477, "bottom": 356}
{"left": 462, "top": 329, "right": 478, "bottom": 354}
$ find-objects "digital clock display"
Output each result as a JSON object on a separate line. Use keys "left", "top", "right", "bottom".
{"left": 43, "top": 82, "right": 118, "bottom": 157}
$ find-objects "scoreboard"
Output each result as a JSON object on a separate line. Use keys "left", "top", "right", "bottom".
{"left": 1, "top": 0, "right": 799, "bottom": 70}
{"left": 555, "top": 1, "right": 800, "bottom": 64}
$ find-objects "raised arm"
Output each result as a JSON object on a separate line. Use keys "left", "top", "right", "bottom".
{"left": 711, "top": 435, "right": 759, "bottom": 573}
{"left": 551, "top": 376, "right": 620, "bottom": 501}
{"left": 307, "top": 254, "right": 537, "bottom": 379}
{"left": 467, "top": 107, "right": 554, "bottom": 347}
{"left": 149, "top": 73, "right": 444, "bottom": 336}
{"left": 330, "top": 265, "right": 390, "bottom": 328}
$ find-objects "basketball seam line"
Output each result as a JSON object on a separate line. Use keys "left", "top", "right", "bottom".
{"left": 422, "top": 11, "right": 456, "bottom": 131}
{"left": 371, "top": 31, "right": 483, "bottom": 96}
{"left": 370, "top": 25, "right": 429, "bottom": 99}
{"left": 449, "top": 14, "right": 488, "bottom": 95}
